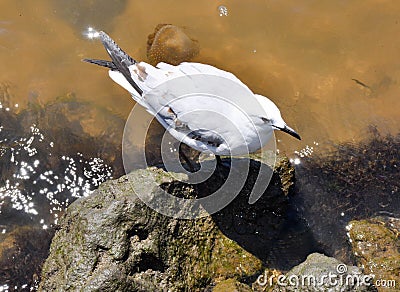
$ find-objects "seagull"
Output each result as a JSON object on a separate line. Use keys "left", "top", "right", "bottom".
{"left": 83, "top": 31, "right": 300, "bottom": 169}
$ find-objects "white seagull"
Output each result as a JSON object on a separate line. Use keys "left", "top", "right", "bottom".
{"left": 84, "top": 31, "right": 300, "bottom": 167}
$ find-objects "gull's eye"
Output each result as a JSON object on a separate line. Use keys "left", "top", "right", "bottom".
{"left": 260, "top": 117, "right": 272, "bottom": 123}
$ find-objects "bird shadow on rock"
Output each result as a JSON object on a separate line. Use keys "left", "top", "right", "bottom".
{"left": 158, "top": 157, "right": 324, "bottom": 271}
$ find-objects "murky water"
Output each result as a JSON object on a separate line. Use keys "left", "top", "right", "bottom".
{"left": 1, "top": 0, "right": 400, "bottom": 290}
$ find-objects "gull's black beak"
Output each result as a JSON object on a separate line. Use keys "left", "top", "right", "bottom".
{"left": 274, "top": 125, "right": 301, "bottom": 140}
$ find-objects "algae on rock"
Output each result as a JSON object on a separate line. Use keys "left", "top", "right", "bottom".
{"left": 347, "top": 217, "right": 400, "bottom": 292}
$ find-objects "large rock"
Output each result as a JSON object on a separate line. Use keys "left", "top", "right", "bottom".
{"left": 39, "top": 160, "right": 295, "bottom": 291}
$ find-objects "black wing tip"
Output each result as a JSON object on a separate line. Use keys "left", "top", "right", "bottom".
{"left": 82, "top": 58, "right": 117, "bottom": 70}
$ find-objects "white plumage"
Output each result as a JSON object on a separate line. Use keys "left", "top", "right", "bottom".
{"left": 84, "top": 31, "right": 300, "bottom": 158}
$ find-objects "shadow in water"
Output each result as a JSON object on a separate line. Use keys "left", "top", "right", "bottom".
{"left": 53, "top": 0, "right": 127, "bottom": 33}
{"left": 293, "top": 128, "right": 400, "bottom": 264}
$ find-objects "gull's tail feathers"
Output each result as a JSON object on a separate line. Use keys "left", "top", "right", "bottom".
{"left": 97, "top": 31, "right": 143, "bottom": 95}
{"left": 83, "top": 31, "right": 175, "bottom": 108}
{"left": 83, "top": 31, "right": 148, "bottom": 100}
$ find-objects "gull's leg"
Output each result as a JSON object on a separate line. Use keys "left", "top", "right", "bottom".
{"left": 216, "top": 155, "right": 231, "bottom": 169}
{"left": 179, "top": 143, "right": 195, "bottom": 172}
{"left": 216, "top": 155, "right": 222, "bottom": 167}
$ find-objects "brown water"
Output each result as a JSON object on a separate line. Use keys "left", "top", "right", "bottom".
{"left": 1, "top": 0, "right": 400, "bottom": 290}
{"left": 1, "top": 1, "right": 400, "bottom": 153}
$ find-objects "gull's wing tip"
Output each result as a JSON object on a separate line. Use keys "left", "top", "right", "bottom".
{"left": 98, "top": 31, "right": 109, "bottom": 40}
{"left": 98, "top": 31, "right": 113, "bottom": 46}
{"left": 82, "top": 58, "right": 117, "bottom": 70}
{"left": 98, "top": 31, "right": 119, "bottom": 48}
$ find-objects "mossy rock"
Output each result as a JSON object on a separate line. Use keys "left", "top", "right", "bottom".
{"left": 39, "top": 161, "right": 292, "bottom": 291}
{"left": 347, "top": 217, "right": 400, "bottom": 291}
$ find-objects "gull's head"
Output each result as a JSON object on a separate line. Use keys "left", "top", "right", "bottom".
{"left": 254, "top": 94, "right": 301, "bottom": 140}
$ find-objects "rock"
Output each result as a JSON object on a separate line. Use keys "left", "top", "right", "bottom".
{"left": 147, "top": 24, "right": 200, "bottom": 66}
{"left": 347, "top": 217, "right": 400, "bottom": 291}
{"left": 39, "top": 164, "right": 278, "bottom": 291}
{"left": 38, "top": 157, "right": 317, "bottom": 291}
{"left": 254, "top": 253, "right": 376, "bottom": 291}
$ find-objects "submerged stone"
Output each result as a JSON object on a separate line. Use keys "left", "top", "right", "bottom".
{"left": 0, "top": 225, "right": 53, "bottom": 289}
{"left": 147, "top": 24, "right": 200, "bottom": 66}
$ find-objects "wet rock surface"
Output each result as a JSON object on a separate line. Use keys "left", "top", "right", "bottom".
{"left": 39, "top": 159, "right": 321, "bottom": 291}
{"left": 213, "top": 278, "right": 252, "bottom": 292}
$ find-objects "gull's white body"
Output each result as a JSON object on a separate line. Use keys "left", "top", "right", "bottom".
{"left": 85, "top": 31, "right": 300, "bottom": 156}
{"left": 109, "top": 61, "right": 285, "bottom": 156}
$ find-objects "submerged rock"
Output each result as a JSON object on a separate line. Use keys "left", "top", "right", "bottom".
{"left": 347, "top": 217, "right": 400, "bottom": 291}
{"left": 147, "top": 24, "right": 200, "bottom": 66}
{"left": 0, "top": 225, "right": 53, "bottom": 289}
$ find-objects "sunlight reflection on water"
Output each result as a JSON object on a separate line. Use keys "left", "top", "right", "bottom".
{"left": 0, "top": 102, "right": 113, "bottom": 222}
{"left": 0, "top": 90, "right": 123, "bottom": 289}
